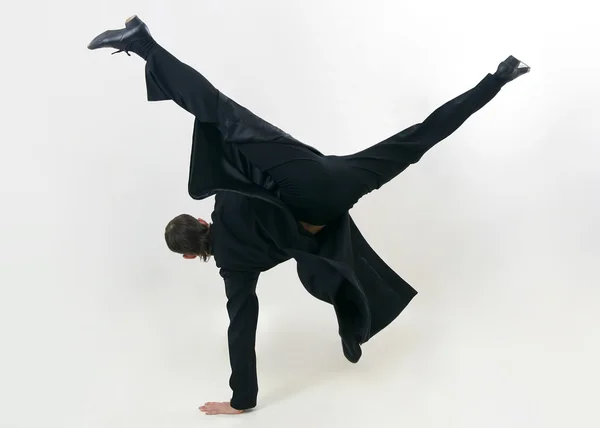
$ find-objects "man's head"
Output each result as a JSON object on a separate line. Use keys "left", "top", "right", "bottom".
{"left": 164, "top": 214, "right": 212, "bottom": 261}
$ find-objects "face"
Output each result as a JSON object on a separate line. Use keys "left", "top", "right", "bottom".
{"left": 182, "top": 217, "right": 208, "bottom": 260}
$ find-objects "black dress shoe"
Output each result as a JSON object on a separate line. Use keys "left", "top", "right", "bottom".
{"left": 495, "top": 55, "right": 531, "bottom": 82}
{"left": 87, "top": 15, "right": 152, "bottom": 55}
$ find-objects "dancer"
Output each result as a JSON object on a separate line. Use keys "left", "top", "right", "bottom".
{"left": 88, "top": 15, "right": 530, "bottom": 416}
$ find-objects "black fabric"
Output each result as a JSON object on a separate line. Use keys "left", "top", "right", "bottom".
{"left": 210, "top": 192, "right": 292, "bottom": 272}
{"left": 210, "top": 193, "right": 320, "bottom": 409}
{"left": 127, "top": 37, "right": 159, "bottom": 60}
{"left": 220, "top": 269, "right": 261, "bottom": 411}
{"left": 143, "top": 45, "right": 508, "bottom": 410}
{"left": 264, "top": 75, "right": 503, "bottom": 224}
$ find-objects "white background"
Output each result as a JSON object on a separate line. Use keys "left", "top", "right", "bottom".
{"left": 2, "top": 0, "right": 599, "bottom": 427}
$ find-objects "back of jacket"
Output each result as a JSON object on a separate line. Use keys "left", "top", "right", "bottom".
{"left": 210, "top": 192, "right": 290, "bottom": 272}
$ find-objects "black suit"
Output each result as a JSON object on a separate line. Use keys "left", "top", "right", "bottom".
{"left": 144, "top": 45, "right": 508, "bottom": 410}
{"left": 211, "top": 192, "right": 315, "bottom": 409}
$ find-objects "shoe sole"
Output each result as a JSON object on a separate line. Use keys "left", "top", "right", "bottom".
{"left": 506, "top": 55, "right": 531, "bottom": 72}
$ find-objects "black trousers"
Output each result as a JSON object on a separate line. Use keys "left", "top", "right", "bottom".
{"left": 145, "top": 46, "right": 506, "bottom": 225}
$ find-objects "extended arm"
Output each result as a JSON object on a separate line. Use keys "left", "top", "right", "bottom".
{"left": 225, "top": 269, "right": 262, "bottom": 409}
{"left": 224, "top": 269, "right": 260, "bottom": 410}
{"left": 200, "top": 268, "right": 260, "bottom": 415}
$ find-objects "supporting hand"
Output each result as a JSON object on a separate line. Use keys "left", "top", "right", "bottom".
{"left": 199, "top": 401, "right": 244, "bottom": 416}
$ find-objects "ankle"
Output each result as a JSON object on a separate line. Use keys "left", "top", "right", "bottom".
{"left": 128, "top": 38, "right": 158, "bottom": 60}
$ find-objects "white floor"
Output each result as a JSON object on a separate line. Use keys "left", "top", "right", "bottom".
{"left": 3, "top": 1, "right": 600, "bottom": 427}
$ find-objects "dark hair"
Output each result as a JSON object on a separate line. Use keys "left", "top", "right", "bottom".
{"left": 164, "top": 214, "right": 212, "bottom": 261}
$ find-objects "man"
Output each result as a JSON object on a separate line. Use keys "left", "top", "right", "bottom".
{"left": 88, "top": 15, "right": 530, "bottom": 416}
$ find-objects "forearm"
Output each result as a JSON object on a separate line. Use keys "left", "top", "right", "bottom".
{"left": 221, "top": 269, "right": 261, "bottom": 411}
{"left": 227, "top": 294, "right": 259, "bottom": 410}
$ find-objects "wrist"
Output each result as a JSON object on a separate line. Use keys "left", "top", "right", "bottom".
{"left": 230, "top": 397, "right": 256, "bottom": 411}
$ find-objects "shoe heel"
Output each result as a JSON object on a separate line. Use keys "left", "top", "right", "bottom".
{"left": 125, "top": 15, "right": 142, "bottom": 28}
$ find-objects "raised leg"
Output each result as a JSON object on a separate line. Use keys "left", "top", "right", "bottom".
{"left": 271, "top": 60, "right": 529, "bottom": 226}
{"left": 88, "top": 15, "right": 288, "bottom": 140}
{"left": 331, "top": 71, "right": 513, "bottom": 210}
{"left": 144, "top": 46, "right": 221, "bottom": 122}
{"left": 337, "top": 56, "right": 530, "bottom": 200}
{"left": 144, "top": 45, "right": 290, "bottom": 143}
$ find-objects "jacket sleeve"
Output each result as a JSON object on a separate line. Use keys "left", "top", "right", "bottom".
{"left": 219, "top": 268, "right": 261, "bottom": 411}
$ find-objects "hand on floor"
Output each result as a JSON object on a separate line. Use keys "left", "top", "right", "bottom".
{"left": 199, "top": 401, "right": 244, "bottom": 416}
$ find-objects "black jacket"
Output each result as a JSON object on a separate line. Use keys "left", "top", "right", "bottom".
{"left": 189, "top": 95, "right": 418, "bottom": 410}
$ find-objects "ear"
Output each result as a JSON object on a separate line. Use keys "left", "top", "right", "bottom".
{"left": 183, "top": 254, "right": 197, "bottom": 259}
{"left": 197, "top": 218, "right": 208, "bottom": 226}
